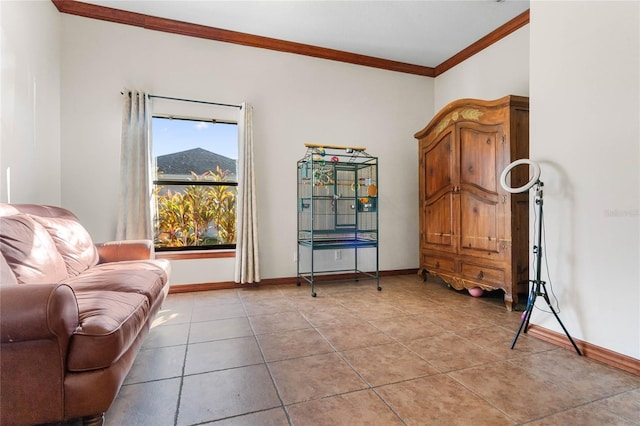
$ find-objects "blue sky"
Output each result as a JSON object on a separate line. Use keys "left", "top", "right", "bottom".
{"left": 152, "top": 117, "right": 238, "bottom": 159}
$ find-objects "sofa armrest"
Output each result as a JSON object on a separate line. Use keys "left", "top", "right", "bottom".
{"left": 96, "top": 240, "right": 154, "bottom": 263}
{"left": 1, "top": 283, "right": 79, "bottom": 345}
{"left": 1, "top": 284, "right": 80, "bottom": 424}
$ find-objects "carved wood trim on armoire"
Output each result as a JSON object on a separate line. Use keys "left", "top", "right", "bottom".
{"left": 414, "top": 95, "right": 530, "bottom": 311}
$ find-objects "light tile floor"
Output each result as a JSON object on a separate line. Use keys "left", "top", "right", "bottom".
{"left": 106, "top": 275, "right": 640, "bottom": 425}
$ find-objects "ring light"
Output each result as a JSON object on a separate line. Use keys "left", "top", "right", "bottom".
{"left": 500, "top": 159, "right": 541, "bottom": 194}
{"left": 506, "top": 157, "right": 583, "bottom": 355}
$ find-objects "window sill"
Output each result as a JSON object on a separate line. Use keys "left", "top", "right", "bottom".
{"left": 155, "top": 250, "right": 235, "bottom": 260}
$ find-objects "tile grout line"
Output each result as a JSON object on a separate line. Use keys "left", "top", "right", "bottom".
{"left": 239, "top": 289, "right": 295, "bottom": 426}
{"left": 294, "top": 290, "right": 420, "bottom": 424}
{"left": 173, "top": 294, "right": 196, "bottom": 426}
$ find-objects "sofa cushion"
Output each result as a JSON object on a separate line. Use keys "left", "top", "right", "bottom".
{"left": 0, "top": 215, "right": 68, "bottom": 284}
{"left": 67, "top": 290, "right": 149, "bottom": 371}
{"left": 65, "top": 259, "right": 170, "bottom": 307}
{"left": 29, "top": 215, "right": 99, "bottom": 276}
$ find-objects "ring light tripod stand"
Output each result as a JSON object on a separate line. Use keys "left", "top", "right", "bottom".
{"left": 500, "top": 160, "right": 582, "bottom": 355}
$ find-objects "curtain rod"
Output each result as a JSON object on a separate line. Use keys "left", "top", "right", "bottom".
{"left": 150, "top": 94, "right": 242, "bottom": 109}
{"left": 122, "top": 91, "right": 241, "bottom": 109}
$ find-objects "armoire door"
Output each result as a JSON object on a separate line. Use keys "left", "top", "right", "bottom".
{"left": 421, "top": 128, "right": 458, "bottom": 255}
{"left": 456, "top": 122, "right": 508, "bottom": 262}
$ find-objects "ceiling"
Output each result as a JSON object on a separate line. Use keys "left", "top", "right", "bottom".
{"left": 82, "top": 0, "right": 530, "bottom": 69}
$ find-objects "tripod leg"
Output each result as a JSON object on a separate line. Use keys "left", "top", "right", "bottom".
{"left": 511, "top": 287, "right": 537, "bottom": 349}
{"left": 540, "top": 287, "right": 582, "bottom": 356}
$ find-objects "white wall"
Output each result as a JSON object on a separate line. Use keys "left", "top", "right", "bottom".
{"left": 434, "top": 25, "right": 530, "bottom": 111}
{"left": 530, "top": 1, "right": 639, "bottom": 358}
{"left": 60, "top": 15, "right": 433, "bottom": 285}
{"left": 0, "top": 0, "right": 61, "bottom": 205}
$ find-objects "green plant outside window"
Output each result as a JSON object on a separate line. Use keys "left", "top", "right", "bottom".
{"left": 152, "top": 116, "right": 238, "bottom": 251}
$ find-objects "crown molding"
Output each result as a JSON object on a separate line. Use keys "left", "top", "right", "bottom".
{"left": 52, "top": 0, "right": 528, "bottom": 78}
{"left": 51, "top": 0, "right": 434, "bottom": 76}
{"left": 434, "top": 9, "right": 530, "bottom": 76}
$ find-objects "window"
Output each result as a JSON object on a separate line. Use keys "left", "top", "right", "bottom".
{"left": 152, "top": 116, "right": 238, "bottom": 251}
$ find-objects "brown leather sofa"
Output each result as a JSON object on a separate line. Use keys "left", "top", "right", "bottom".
{"left": 0, "top": 204, "right": 171, "bottom": 425}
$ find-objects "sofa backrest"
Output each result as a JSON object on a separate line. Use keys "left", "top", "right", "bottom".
{"left": 0, "top": 204, "right": 79, "bottom": 221}
{"left": 0, "top": 253, "right": 18, "bottom": 285}
{"left": 0, "top": 204, "right": 99, "bottom": 284}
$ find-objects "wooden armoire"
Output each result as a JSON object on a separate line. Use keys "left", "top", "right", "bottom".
{"left": 414, "top": 96, "right": 530, "bottom": 310}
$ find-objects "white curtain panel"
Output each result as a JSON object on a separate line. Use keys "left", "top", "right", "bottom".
{"left": 235, "top": 102, "right": 261, "bottom": 283}
{"left": 116, "top": 90, "right": 153, "bottom": 240}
